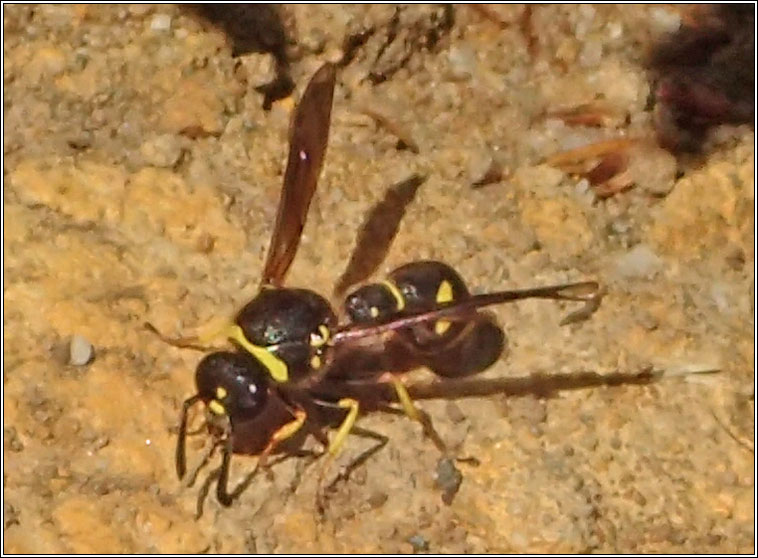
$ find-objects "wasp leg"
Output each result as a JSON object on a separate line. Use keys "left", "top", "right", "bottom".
{"left": 559, "top": 285, "right": 604, "bottom": 325}
{"left": 184, "top": 439, "right": 222, "bottom": 489}
{"left": 192, "top": 419, "right": 234, "bottom": 518}
{"left": 313, "top": 398, "right": 360, "bottom": 511}
{"left": 215, "top": 427, "right": 236, "bottom": 507}
{"left": 218, "top": 406, "right": 310, "bottom": 506}
{"left": 388, "top": 377, "right": 449, "bottom": 455}
{"left": 213, "top": 414, "right": 309, "bottom": 508}
{"left": 214, "top": 406, "right": 314, "bottom": 509}
{"left": 317, "top": 425, "right": 389, "bottom": 514}
{"left": 176, "top": 394, "right": 202, "bottom": 479}
{"left": 327, "top": 398, "right": 360, "bottom": 457}
{"left": 254, "top": 408, "right": 308, "bottom": 473}
{"left": 379, "top": 381, "right": 480, "bottom": 466}
{"left": 195, "top": 465, "right": 219, "bottom": 519}
{"left": 194, "top": 446, "right": 321, "bottom": 520}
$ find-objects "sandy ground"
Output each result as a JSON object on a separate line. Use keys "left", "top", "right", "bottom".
{"left": 3, "top": 4, "right": 754, "bottom": 553}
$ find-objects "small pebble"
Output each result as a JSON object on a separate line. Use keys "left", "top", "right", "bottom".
{"left": 69, "top": 335, "right": 94, "bottom": 366}
{"left": 435, "top": 457, "right": 463, "bottom": 505}
{"left": 447, "top": 44, "right": 476, "bottom": 81}
{"left": 239, "top": 53, "right": 277, "bottom": 89}
{"left": 408, "top": 534, "right": 429, "bottom": 552}
{"left": 579, "top": 40, "right": 603, "bottom": 68}
{"left": 140, "top": 134, "right": 182, "bottom": 168}
{"left": 67, "top": 132, "right": 93, "bottom": 151}
{"left": 129, "top": 5, "right": 152, "bottom": 16}
{"left": 724, "top": 246, "right": 745, "bottom": 270}
{"left": 445, "top": 401, "right": 466, "bottom": 424}
{"left": 508, "top": 395, "right": 547, "bottom": 429}
{"left": 366, "top": 491, "right": 388, "bottom": 509}
{"left": 613, "top": 244, "right": 663, "bottom": 279}
{"left": 650, "top": 7, "right": 681, "bottom": 35}
{"left": 150, "top": 14, "right": 171, "bottom": 32}
{"left": 710, "top": 282, "right": 731, "bottom": 315}
{"left": 574, "top": 178, "right": 590, "bottom": 196}
{"left": 606, "top": 21, "right": 624, "bottom": 40}
{"left": 469, "top": 151, "right": 503, "bottom": 188}
{"left": 629, "top": 145, "right": 677, "bottom": 196}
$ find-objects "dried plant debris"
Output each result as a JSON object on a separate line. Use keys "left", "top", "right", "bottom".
{"left": 648, "top": 4, "right": 755, "bottom": 153}
{"left": 341, "top": 5, "right": 455, "bottom": 85}
{"left": 544, "top": 138, "right": 639, "bottom": 198}
{"left": 360, "top": 105, "right": 420, "bottom": 154}
{"left": 545, "top": 102, "right": 627, "bottom": 129}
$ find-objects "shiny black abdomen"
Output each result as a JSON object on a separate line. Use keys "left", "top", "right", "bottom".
{"left": 343, "top": 261, "right": 506, "bottom": 377}
{"left": 389, "top": 261, "right": 470, "bottom": 349}
{"left": 390, "top": 261, "right": 469, "bottom": 312}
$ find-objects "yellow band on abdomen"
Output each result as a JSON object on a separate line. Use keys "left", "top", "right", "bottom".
{"left": 381, "top": 280, "right": 405, "bottom": 311}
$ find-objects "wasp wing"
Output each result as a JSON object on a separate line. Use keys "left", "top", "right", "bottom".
{"left": 333, "top": 281, "right": 601, "bottom": 345}
{"left": 261, "top": 63, "right": 337, "bottom": 287}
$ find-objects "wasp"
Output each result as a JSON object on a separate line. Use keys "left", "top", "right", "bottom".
{"left": 148, "top": 62, "right": 601, "bottom": 510}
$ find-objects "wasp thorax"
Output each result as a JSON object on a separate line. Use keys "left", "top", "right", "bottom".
{"left": 195, "top": 351, "right": 268, "bottom": 422}
{"left": 235, "top": 288, "right": 337, "bottom": 381}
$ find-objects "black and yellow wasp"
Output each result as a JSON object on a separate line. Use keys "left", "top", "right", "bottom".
{"left": 149, "top": 63, "right": 601, "bottom": 508}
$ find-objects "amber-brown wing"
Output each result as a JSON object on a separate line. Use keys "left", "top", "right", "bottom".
{"left": 261, "top": 62, "right": 337, "bottom": 287}
{"left": 333, "top": 281, "right": 601, "bottom": 345}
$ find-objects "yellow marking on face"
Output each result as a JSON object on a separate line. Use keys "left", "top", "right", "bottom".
{"left": 370, "top": 306, "right": 380, "bottom": 318}
{"left": 436, "top": 280, "right": 454, "bottom": 304}
{"left": 208, "top": 400, "right": 226, "bottom": 415}
{"left": 215, "top": 386, "right": 227, "bottom": 400}
{"left": 310, "top": 324, "right": 330, "bottom": 347}
{"left": 381, "top": 280, "right": 405, "bottom": 311}
{"left": 226, "top": 325, "right": 290, "bottom": 383}
{"left": 310, "top": 354, "right": 322, "bottom": 369}
{"left": 435, "top": 319, "right": 451, "bottom": 335}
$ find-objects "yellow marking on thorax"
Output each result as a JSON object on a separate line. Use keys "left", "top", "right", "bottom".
{"left": 435, "top": 320, "right": 451, "bottom": 335}
{"left": 370, "top": 306, "right": 380, "bottom": 318}
{"left": 319, "top": 324, "right": 330, "bottom": 341}
{"left": 226, "top": 325, "right": 290, "bottom": 383}
{"left": 436, "top": 280, "right": 454, "bottom": 304}
{"left": 208, "top": 400, "right": 226, "bottom": 415}
{"left": 381, "top": 280, "right": 405, "bottom": 311}
{"left": 215, "top": 387, "right": 227, "bottom": 400}
{"left": 434, "top": 280, "right": 454, "bottom": 335}
{"left": 310, "top": 324, "right": 330, "bottom": 347}
{"left": 310, "top": 354, "right": 322, "bottom": 369}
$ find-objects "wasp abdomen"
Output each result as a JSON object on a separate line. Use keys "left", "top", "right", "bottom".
{"left": 345, "top": 261, "right": 469, "bottom": 345}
